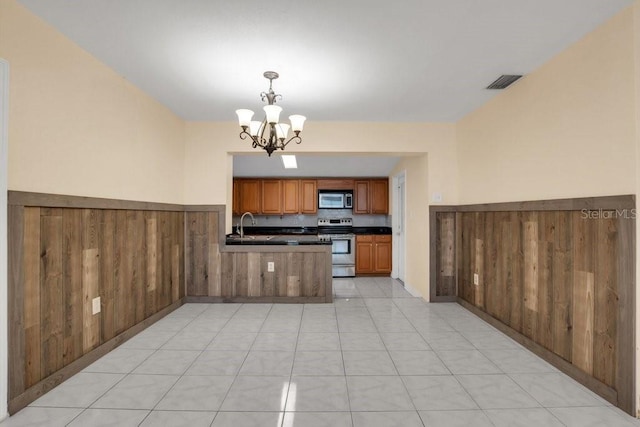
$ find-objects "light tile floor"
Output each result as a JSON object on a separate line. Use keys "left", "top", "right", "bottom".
{"left": 2, "top": 277, "right": 640, "bottom": 426}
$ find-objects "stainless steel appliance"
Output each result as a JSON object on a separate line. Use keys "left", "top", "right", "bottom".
{"left": 317, "top": 218, "right": 355, "bottom": 277}
{"left": 318, "top": 190, "right": 353, "bottom": 209}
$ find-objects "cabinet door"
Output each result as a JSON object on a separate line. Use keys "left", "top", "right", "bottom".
{"left": 232, "top": 179, "right": 241, "bottom": 215}
{"left": 370, "top": 179, "right": 389, "bottom": 214}
{"left": 261, "top": 180, "right": 283, "bottom": 214}
{"left": 356, "top": 241, "right": 374, "bottom": 273}
{"left": 374, "top": 235, "right": 392, "bottom": 273}
{"left": 356, "top": 235, "right": 373, "bottom": 274}
{"left": 354, "top": 180, "right": 370, "bottom": 214}
{"left": 239, "top": 179, "right": 261, "bottom": 214}
{"left": 300, "top": 180, "right": 317, "bottom": 214}
{"left": 282, "top": 180, "right": 300, "bottom": 214}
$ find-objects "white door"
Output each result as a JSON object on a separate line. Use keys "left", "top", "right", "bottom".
{"left": 393, "top": 172, "right": 406, "bottom": 284}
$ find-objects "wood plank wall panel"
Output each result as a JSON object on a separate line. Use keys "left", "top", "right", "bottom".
{"left": 8, "top": 203, "right": 185, "bottom": 407}
{"left": 185, "top": 208, "right": 332, "bottom": 302}
{"left": 435, "top": 202, "right": 635, "bottom": 414}
{"left": 186, "top": 211, "right": 220, "bottom": 297}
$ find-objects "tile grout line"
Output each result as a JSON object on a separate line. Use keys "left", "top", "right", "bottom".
{"left": 136, "top": 303, "right": 240, "bottom": 426}
{"left": 211, "top": 302, "right": 273, "bottom": 424}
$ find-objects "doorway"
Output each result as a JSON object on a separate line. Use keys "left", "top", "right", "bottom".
{"left": 392, "top": 171, "right": 406, "bottom": 284}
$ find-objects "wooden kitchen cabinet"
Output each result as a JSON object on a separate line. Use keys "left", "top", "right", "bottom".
{"left": 233, "top": 177, "right": 388, "bottom": 215}
{"left": 356, "top": 234, "right": 392, "bottom": 275}
{"left": 300, "top": 179, "right": 317, "bottom": 213}
{"left": 354, "top": 178, "right": 389, "bottom": 214}
{"left": 354, "top": 180, "right": 370, "bottom": 214}
{"left": 356, "top": 235, "right": 374, "bottom": 273}
{"left": 232, "top": 180, "right": 241, "bottom": 215}
{"left": 282, "top": 179, "right": 300, "bottom": 214}
{"left": 233, "top": 178, "right": 318, "bottom": 215}
{"left": 238, "top": 179, "right": 261, "bottom": 214}
{"left": 261, "top": 179, "right": 283, "bottom": 214}
{"left": 373, "top": 235, "right": 392, "bottom": 273}
{"left": 370, "top": 179, "right": 389, "bottom": 214}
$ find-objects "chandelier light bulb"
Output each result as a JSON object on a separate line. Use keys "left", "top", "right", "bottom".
{"left": 235, "top": 109, "right": 254, "bottom": 128}
{"left": 263, "top": 105, "right": 282, "bottom": 124}
{"left": 276, "top": 123, "right": 290, "bottom": 141}
{"left": 289, "top": 115, "right": 306, "bottom": 132}
{"left": 249, "top": 121, "right": 262, "bottom": 137}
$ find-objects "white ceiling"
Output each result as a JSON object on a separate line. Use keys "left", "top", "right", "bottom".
{"left": 17, "top": 0, "right": 633, "bottom": 123}
{"left": 233, "top": 154, "right": 401, "bottom": 177}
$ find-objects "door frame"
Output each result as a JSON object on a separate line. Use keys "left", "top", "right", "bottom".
{"left": 391, "top": 171, "right": 406, "bottom": 283}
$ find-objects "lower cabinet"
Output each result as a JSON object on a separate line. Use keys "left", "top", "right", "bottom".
{"left": 356, "top": 234, "right": 392, "bottom": 275}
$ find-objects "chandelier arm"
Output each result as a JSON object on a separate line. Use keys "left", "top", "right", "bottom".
{"left": 280, "top": 135, "right": 303, "bottom": 149}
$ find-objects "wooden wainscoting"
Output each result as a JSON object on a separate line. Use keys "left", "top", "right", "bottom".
{"left": 430, "top": 195, "right": 636, "bottom": 415}
{"left": 184, "top": 207, "right": 225, "bottom": 297}
{"left": 8, "top": 192, "right": 185, "bottom": 414}
{"left": 184, "top": 207, "right": 333, "bottom": 302}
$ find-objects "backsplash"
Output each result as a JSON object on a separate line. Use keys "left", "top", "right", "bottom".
{"left": 232, "top": 209, "right": 390, "bottom": 229}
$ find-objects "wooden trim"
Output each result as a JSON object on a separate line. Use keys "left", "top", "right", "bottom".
{"left": 429, "top": 209, "right": 437, "bottom": 301}
{"left": 182, "top": 205, "right": 226, "bottom": 212}
{"left": 8, "top": 191, "right": 184, "bottom": 211}
{"left": 8, "top": 299, "right": 183, "bottom": 415}
{"left": 185, "top": 296, "right": 328, "bottom": 304}
{"left": 457, "top": 298, "right": 618, "bottom": 406}
{"left": 430, "top": 195, "right": 635, "bottom": 213}
{"left": 7, "top": 205, "right": 25, "bottom": 399}
{"left": 616, "top": 215, "right": 636, "bottom": 414}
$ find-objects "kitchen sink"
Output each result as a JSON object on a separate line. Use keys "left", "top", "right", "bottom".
{"left": 227, "top": 235, "right": 276, "bottom": 241}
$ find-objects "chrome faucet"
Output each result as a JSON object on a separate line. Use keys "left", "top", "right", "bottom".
{"left": 239, "top": 212, "right": 256, "bottom": 238}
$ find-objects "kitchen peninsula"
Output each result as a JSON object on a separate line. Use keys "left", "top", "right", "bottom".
{"left": 185, "top": 207, "right": 333, "bottom": 304}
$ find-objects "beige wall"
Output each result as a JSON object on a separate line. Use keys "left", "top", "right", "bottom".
{"left": 457, "top": 6, "right": 637, "bottom": 204}
{"left": 184, "top": 121, "right": 457, "bottom": 299}
{"left": 184, "top": 120, "right": 457, "bottom": 206}
{"left": 456, "top": 2, "right": 640, "bottom": 413}
{"left": 1, "top": 0, "right": 185, "bottom": 204}
{"left": 390, "top": 155, "right": 430, "bottom": 299}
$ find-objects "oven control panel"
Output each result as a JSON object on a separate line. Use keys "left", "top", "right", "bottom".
{"left": 317, "top": 218, "right": 353, "bottom": 226}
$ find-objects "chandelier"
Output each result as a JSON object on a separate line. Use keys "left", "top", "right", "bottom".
{"left": 235, "top": 71, "right": 306, "bottom": 156}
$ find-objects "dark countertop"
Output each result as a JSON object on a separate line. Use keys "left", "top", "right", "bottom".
{"left": 353, "top": 226, "right": 393, "bottom": 235}
{"left": 226, "top": 234, "right": 331, "bottom": 246}
{"left": 235, "top": 226, "right": 318, "bottom": 235}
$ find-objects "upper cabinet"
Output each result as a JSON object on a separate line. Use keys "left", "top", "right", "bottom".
{"left": 233, "top": 177, "right": 387, "bottom": 215}
{"left": 299, "top": 180, "right": 317, "bottom": 214}
{"left": 354, "top": 178, "right": 389, "bottom": 214}
{"left": 238, "top": 179, "right": 261, "bottom": 214}
{"left": 354, "top": 180, "right": 370, "bottom": 214}
{"left": 282, "top": 180, "right": 300, "bottom": 214}
{"left": 233, "top": 178, "right": 318, "bottom": 215}
{"left": 261, "top": 179, "right": 283, "bottom": 214}
{"left": 232, "top": 180, "right": 241, "bottom": 215}
{"left": 370, "top": 179, "right": 389, "bottom": 214}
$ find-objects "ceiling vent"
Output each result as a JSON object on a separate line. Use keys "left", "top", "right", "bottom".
{"left": 486, "top": 75, "right": 522, "bottom": 90}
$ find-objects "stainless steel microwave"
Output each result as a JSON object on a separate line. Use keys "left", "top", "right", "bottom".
{"left": 318, "top": 191, "right": 353, "bottom": 209}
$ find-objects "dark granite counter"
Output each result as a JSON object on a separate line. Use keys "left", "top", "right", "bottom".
{"left": 225, "top": 234, "right": 331, "bottom": 246}
{"left": 353, "top": 226, "right": 392, "bottom": 235}
{"left": 235, "top": 226, "right": 318, "bottom": 235}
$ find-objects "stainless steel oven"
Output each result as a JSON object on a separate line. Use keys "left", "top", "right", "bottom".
{"left": 318, "top": 218, "right": 355, "bottom": 277}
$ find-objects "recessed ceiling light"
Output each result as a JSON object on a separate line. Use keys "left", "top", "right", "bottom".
{"left": 281, "top": 155, "right": 298, "bottom": 169}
